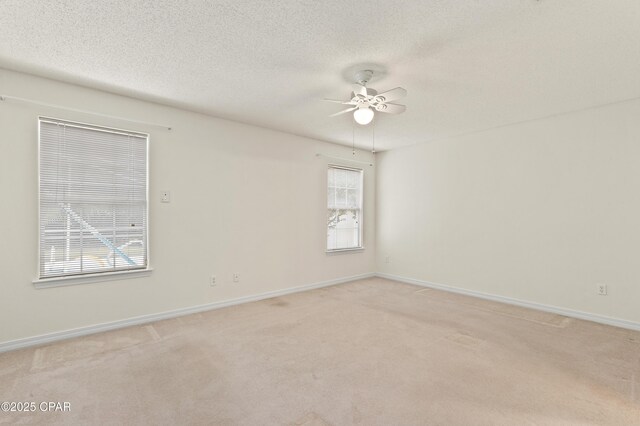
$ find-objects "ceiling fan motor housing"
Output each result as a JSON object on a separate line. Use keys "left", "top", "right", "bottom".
{"left": 353, "top": 88, "right": 377, "bottom": 101}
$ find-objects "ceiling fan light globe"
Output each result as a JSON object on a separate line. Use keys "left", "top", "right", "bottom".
{"left": 353, "top": 107, "right": 374, "bottom": 125}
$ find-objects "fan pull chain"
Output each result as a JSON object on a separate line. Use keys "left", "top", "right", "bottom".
{"left": 372, "top": 120, "right": 376, "bottom": 154}
{"left": 352, "top": 120, "right": 355, "bottom": 156}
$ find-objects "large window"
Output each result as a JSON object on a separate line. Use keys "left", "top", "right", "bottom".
{"left": 327, "top": 166, "right": 363, "bottom": 251}
{"left": 38, "top": 118, "right": 148, "bottom": 279}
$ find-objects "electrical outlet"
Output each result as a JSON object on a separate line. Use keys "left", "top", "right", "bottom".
{"left": 233, "top": 273, "right": 240, "bottom": 283}
{"left": 161, "top": 190, "right": 171, "bottom": 203}
{"left": 210, "top": 275, "right": 216, "bottom": 287}
{"left": 596, "top": 283, "right": 607, "bottom": 296}
{"left": 385, "top": 255, "right": 390, "bottom": 264}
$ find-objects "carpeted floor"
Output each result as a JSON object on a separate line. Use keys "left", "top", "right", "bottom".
{"left": 1, "top": 277, "right": 639, "bottom": 425}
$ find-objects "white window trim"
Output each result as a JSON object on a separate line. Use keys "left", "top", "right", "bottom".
{"left": 325, "top": 247, "right": 365, "bottom": 254}
{"left": 36, "top": 116, "right": 151, "bottom": 287}
{"left": 326, "top": 164, "right": 364, "bottom": 253}
{"left": 33, "top": 268, "right": 153, "bottom": 289}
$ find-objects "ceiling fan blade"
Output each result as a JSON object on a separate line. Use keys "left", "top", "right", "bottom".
{"left": 352, "top": 83, "right": 367, "bottom": 97}
{"left": 375, "top": 103, "right": 406, "bottom": 114}
{"left": 329, "top": 106, "right": 358, "bottom": 117}
{"left": 374, "top": 87, "right": 407, "bottom": 103}
{"left": 323, "top": 98, "right": 357, "bottom": 105}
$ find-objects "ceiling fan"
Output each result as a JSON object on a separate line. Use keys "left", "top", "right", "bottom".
{"left": 325, "top": 70, "right": 407, "bottom": 125}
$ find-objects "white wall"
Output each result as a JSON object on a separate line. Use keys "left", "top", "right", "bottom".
{"left": 377, "top": 99, "right": 640, "bottom": 324}
{"left": 0, "top": 69, "right": 375, "bottom": 345}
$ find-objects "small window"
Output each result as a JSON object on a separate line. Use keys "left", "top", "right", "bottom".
{"left": 327, "top": 166, "right": 363, "bottom": 251}
{"left": 38, "top": 118, "right": 149, "bottom": 279}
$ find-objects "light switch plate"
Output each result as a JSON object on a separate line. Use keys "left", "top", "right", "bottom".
{"left": 161, "top": 191, "right": 171, "bottom": 203}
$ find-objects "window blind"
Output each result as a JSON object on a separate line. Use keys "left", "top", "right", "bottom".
{"left": 39, "top": 118, "right": 148, "bottom": 279}
{"left": 327, "top": 166, "right": 363, "bottom": 250}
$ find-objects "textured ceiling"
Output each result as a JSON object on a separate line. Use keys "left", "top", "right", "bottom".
{"left": 1, "top": 0, "right": 639, "bottom": 151}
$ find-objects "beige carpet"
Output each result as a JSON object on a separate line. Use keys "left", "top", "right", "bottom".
{"left": 1, "top": 277, "right": 639, "bottom": 425}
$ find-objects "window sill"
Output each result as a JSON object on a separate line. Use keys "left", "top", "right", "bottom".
{"left": 326, "top": 247, "right": 365, "bottom": 255}
{"left": 33, "top": 268, "right": 153, "bottom": 289}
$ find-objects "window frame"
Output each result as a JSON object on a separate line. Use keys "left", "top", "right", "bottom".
{"left": 326, "top": 164, "right": 364, "bottom": 253}
{"left": 34, "top": 116, "right": 151, "bottom": 288}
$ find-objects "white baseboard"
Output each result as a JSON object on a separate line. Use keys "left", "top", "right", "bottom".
{"left": 5, "top": 271, "right": 637, "bottom": 353}
{"left": 376, "top": 272, "right": 640, "bottom": 332}
{"left": 0, "top": 272, "right": 375, "bottom": 353}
